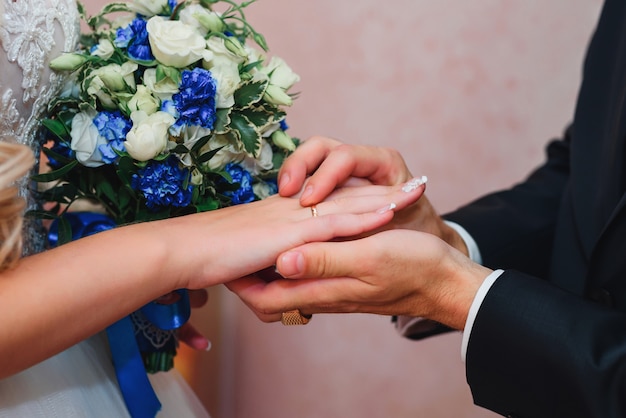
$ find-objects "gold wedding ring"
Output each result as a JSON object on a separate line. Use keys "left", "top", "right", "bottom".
{"left": 281, "top": 309, "right": 312, "bottom": 325}
{"left": 310, "top": 205, "right": 318, "bottom": 218}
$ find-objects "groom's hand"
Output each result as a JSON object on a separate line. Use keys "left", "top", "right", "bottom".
{"left": 278, "top": 136, "right": 413, "bottom": 206}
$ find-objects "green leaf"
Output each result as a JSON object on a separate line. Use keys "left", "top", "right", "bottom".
{"left": 40, "top": 183, "right": 78, "bottom": 203}
{"left": 230, "top": 112, "right": 261, "bottom": 156}
{"left": 31, "top": 160, "right": 78, "bottom": 183}
{"left": 190, "top": 134, "right": 213, "bottom": 153}
{"left": 97, "top": 180, "right": 118, "bottom": 207}
{"left": 42, "top": 147, "right": 73, "bottom": 166}
{"left": 195, "top": 198, "right": 220, "bottom": 212}
{"left": 214, "top": 108, "right": 231, "bottom": 134}
{"left": 24, "top": 209, "right": 59, "bottom": 220}
{"left": 170, "top": 144, "right": 190, "bottom": 154}
{"left": 116, "top": 156, "right": 137, "bottom": 192}
{"left": 41, "top": 119, "right": 69, "bottom": 141}
{"left": 56, "top": 217, "right": 73, "bottom": 246}
{"left": 196, "top": 145, "right": 224, "bottom": 165}
{"left": 240, "top": 107, "right": 272, "bottom": 129}
{"left": 233, "top": 80, "right": 267, "bottom": 108}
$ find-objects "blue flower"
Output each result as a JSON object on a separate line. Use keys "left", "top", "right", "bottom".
{"left": 168, "top": 0, "right": 177, "bottom": 13}
{"left": 172, "top": 68, "right": 217, "bottom": 131}
{"left": 279, "top": 119, "right": 289, "bottom": 131}
{"left": 92, "top": 111, "right": 131, "bottom": 164}
{"left": 115, "top": 18, "right": 154, "bottom": 61}
{"left": 223, "top": 163, "right": 255, "bottom": 205}
{"left": 131, "top": 156, "right": 193, "bottom": 210}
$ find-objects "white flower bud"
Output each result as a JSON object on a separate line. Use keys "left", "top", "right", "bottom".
{"left": 124, "top": 111, "right": 174, "bottom": 161}
{"left": 271, "top": 130, "right": 296, "bottom": 151}
{"left": 49, "top": 53, "right": 88, "bottom": 71}
{"left": 127, "top": 85, "right": 160, "bottom": 115}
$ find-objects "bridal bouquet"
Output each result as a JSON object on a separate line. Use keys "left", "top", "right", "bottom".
{"left": 34, "top": 1, "right": 298, "bottom": 414}
{"left": 40, "top": 0, "right": 299, "bottom": 238}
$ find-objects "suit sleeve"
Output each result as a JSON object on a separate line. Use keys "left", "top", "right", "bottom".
{"left": 467, "top": 270, "right": 626, "bottom": 418}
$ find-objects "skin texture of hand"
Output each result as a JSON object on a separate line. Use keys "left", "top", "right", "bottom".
{"left": 277, "top": 136, "right": 469, "bottom": 256}
{"left": 0, "top": 179, "right": 422, "bottom": 377}
{"left": 227, "top": 229, "right": 492, "bottom": 330}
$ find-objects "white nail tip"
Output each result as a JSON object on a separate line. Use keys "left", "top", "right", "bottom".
{"left": 402, "top": 175, "right": 428, "bottom": 193}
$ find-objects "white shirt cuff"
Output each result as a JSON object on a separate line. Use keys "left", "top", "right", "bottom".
{"left": 444, "top": 221, "right": 482, "bottom": 264}
{"left": 460, "top": 269, "right": 504, "bottom": 362}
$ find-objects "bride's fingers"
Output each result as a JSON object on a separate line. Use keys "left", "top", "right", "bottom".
{"left": 313, "top": 176, "right": 427, "bottom": 218}
{"left": 178, "top": 323, "right": 211, "bottom": 351}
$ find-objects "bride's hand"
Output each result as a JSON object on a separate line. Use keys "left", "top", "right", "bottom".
{"left": 276, "top": 135, "right": 468, "bottom": 255}
{"left": 168, "top": 177, "right": 426, "bottom": 291}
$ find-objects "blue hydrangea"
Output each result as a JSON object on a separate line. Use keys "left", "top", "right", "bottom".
{"left": 93, "top": 111, "right": 131, "bottom": 164}
{"left": 115, "top": 18, "right": 154, "bottom": 61}
{"left": 223, "top": 163, "right": 255, "bottom": 205}
{"left": 172, "top": 68, "right": 217, "bottom": 131}
{"left": 131, "top": 157, "right": 193, "bottom": 210}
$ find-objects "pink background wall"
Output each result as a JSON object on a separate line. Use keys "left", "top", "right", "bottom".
{"left": 81, "top": 0, "right": 603, "bottom": 416}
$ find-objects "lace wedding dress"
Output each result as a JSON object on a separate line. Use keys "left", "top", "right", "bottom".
{"left": 0, "top": 0, "right": 209, "bottom": 415}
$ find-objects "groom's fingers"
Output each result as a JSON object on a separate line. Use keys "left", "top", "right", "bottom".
{"left": 278, "top": 136, "right": 341, "bottom": 197}
{"left": 276, "top": 240, "right": 370, "bottom": 280}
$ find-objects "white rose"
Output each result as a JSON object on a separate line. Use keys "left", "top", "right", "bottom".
{"left": 147, "top": 16, "right": 213, "bottom": 68}
{"left": 128, "top": 0, "right": 171, "bottom": 17}
{"left": 127, "top": 85, "right": 160, "bottom": 115}
{"left": 125, "top": 111, "right": 174, "bottom": 161}
{"left": 70, "top": 112, "right": 107, "bottom": 167}
{"left": 178, "top": 4, "right": 224, "bottom": 36}
{"left": 91, "top": 62, "right": 138, "bottom": 92}
{"left": 203, "top": 37, "right": 244, "bottom": 108}
{"left": 262, "top": 56, "right": 300, "bottom": 90}
{"left": 86, "top": 76, "right": 116, "bottom": 109}
{"left": 91, "top": 39, "right": 115, "bottom": 60}
{"left": 206, "top": 63, "right": 240, "bottom": 109}
{"left": 142, "top": 68, "right": 179, "bottom": 101}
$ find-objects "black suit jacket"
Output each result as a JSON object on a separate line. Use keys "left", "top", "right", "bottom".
{"left": 440, "top": 0, "right": 626, "bottom": 416}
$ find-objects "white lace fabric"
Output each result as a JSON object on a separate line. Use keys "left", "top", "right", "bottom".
{"left": 0, "top": 1, "right": 210, "bottom": 415}
{"left": 0, "top": 0, "right": 80, "bottom": 255}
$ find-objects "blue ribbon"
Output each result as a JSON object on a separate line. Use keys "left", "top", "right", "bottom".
{"left": 49, "top": 212, "right": 191, "bottom": 418}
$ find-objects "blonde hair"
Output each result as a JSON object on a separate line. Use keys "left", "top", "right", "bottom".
{"left": 0, "top": 142, "right": 35, "bottom": 271}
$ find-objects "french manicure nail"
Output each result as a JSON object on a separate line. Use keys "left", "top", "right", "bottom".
{"left": 377, "top": 202, "right": 397, "bottom": 213}
{"left": 402, "top": 175, "right": 428, "bottom": 193}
